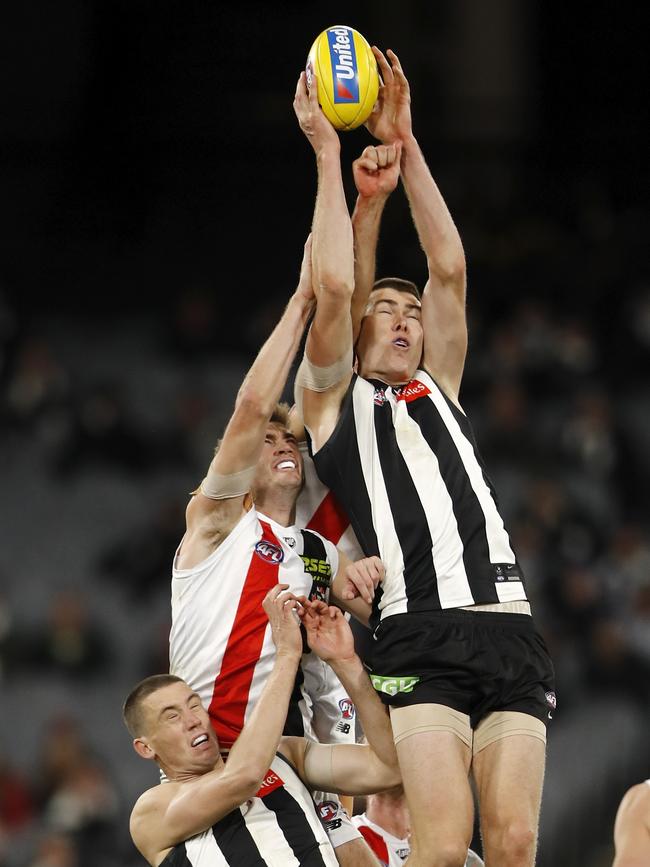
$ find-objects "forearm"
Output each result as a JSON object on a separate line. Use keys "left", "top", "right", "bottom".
{"left": 330, "top": 655, "right": 396, "bottom": 765}
{"left": 400, "top": 135, "right": 465, "bottom": 284}
{"left": 236, "top": 292, "right": 313, "bottom": 416}
{"left": 312, "top": 149, "right": 354, "bottom": 300}
{"left": 226, "top": 651, "right": 301, "bottom": 779}
{"left": 350, "top": 194, "right": 388, "bottom": 340}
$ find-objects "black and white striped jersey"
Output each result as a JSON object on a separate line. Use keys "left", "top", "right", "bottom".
{"left": 309, "top": 369, "right": 528, "bottom": 624}
{"left": 160, "top": 753, "right": 339, "bottom": 866}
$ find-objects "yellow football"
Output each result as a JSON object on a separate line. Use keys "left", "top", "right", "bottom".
{"left": 306, "top": 25, "right": 379, "bottom": 131}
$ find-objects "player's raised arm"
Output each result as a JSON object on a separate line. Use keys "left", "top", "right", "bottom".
{"left": 350, "top": 141, "right": 402, "bottom": 341}
{"left": 283, "top": 601, "right": 400, "bottom": 796}
{"left": 181, "top": 237, "right": 314, "bottom": 563}
{"left": 369, "top": 47, "right": 468, "bottom": 402}
{"left": 293, "top": 71, "right": 355, "bottom": 452}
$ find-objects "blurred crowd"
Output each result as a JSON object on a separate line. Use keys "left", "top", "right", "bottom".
{"left": 0, "top": 159, "right": 648, "bottom": 866}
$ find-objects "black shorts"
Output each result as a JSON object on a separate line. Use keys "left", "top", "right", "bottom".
{"left": 368, "top": 610, "right": 556, "bottom": 728}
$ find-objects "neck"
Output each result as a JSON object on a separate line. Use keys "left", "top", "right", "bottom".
{"left": 359, "top": 365, "right": 414, "bottom": 388}
{"left": 159, "top": 755, "right": 225, "bottom": 784}
{"left": 366, "top": 799, "right": 409, "bottom": 840}
{"left": 254, "top": 490, "right": 297, "bottom": 528}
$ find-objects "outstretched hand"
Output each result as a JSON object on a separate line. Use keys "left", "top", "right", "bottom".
{"left": 352, "top": 142, "right": 402, "bottom": 200}
{"left": 299, "top": 599, "right": 356, "bottom": 664}
{"left": 365, "top": 48, "right": 412, "bottom": 144}
{"left": 263, "top": 584, "right": 303, "bottom": 660}
{"left": 293, "top": 70, "right": 340, "bottom": 155}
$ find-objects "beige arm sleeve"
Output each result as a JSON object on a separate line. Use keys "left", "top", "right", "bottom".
{"left": 302, "top": 741, "right": 336, "bottom": 793}
{"left": 199, "top": 465, "right": 256, "bottom": 500}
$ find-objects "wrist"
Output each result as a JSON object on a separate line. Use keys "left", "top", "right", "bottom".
{"left": 275, "top": 647, "right": 302, "bottom": 664}
{"left": 329, "top": 653, "right": 363, "bottom": 676}
{"left": 315, "top": 142, "right": 341, "bottom": 166}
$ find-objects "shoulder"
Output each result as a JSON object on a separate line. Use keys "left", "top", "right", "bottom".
{"left": 618, "top": 782, "right": 650, "bottom": 819}
{"left": 130, "top": 784, "right": 177, "bottom": 853}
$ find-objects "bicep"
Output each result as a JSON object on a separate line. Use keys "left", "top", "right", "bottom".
{"left": 421, "top": 273, "right": 468, "bottom": 401}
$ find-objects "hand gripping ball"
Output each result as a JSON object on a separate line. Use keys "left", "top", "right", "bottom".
{"left": 306, "top": 25, "right": 379, "bottom": 131}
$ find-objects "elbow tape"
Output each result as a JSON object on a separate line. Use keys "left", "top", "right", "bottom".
{"left": 294, "top": 349, "right": 352, "bottom": 393}
{"left": 199, "top": 464, "right": 256, "bottom": 500}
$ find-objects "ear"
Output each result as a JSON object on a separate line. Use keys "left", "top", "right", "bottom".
{"left": 133, "top": 738, "right": 156, "bottom": 761}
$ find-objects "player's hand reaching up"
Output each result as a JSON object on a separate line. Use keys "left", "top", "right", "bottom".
{"left": 293, "top": 70, "right": 340, "bottom": 154}
{"left": 352, "top": 142, "right": 402, "bottom": 200}
{"left": 263, "top": 584, "right": 303, "bottom": 661}
{"left": 300, "top": 599, "right": 356, "bottom": 664}
{"left": 366, "top": 48, "right": 413, "bottom": 145}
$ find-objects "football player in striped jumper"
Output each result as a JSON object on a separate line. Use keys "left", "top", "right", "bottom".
{"left": 169, "top": 236, "right": 384, "bottom": 865}
{"left": 125, "top": 585, "right": 400, "bottom": 866}
{"left": 293, "top": 51, "right": 555, "bottom": 867}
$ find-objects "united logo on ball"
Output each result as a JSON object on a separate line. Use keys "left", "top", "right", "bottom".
{"left": 306, "top": 25, "right": 379, "bottom": 131}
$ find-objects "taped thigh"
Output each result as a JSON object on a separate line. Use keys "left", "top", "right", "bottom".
{"left": 389, "top": 703, "right": 472, "bottom": 749}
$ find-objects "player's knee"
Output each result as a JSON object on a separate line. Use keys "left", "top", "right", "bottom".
{"left": 486, "top": 819, "right": 536, "bottom": 864}
{"left": 412, "top": 837, "right": 468, "bottom": 867}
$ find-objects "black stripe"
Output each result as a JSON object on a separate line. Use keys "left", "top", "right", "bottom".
{"left": 212, "top": 806, "right": 267, "bottom": 865}
{"left": 406, "top": 387, "right": 500, "bottom": 603}
{"left": 263, "top": 786, "right": 328, "bottom": 866}
{"left": 283, "top": 663, "right": 307, "bottom": 737}
{"left": 160, "top": 844, "right": 193, "bottom": 867}
{"left": 372, "top": 387, "right": 441, "bottom": 610}
{"left": 309, "top": 376, "right": 380, "bottom": 560}
{"left": 300, "top": 530, "right": 331, "bottom": 603}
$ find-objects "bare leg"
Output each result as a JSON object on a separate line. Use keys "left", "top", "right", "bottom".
{"left": 472, "top": 734, "right": 546, "bottom": 867}
{"left": 396, "top": 728, "right": 474, "bottom": 867}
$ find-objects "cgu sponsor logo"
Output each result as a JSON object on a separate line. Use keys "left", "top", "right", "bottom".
{"left": 254, "top": 540, "right": 284, "bottom": 564}
{"left": 338, "top": 697, "right": 355, "bottom": 720}
{"left": 255, "top": 769, "right": 284, "bottom": 798}
{"left": 396, "top": 379, "right": 431, "bottom": 403}
{"left": 370, "top": 674, "right": 420, "bottom": 697}
{"left": 327, "top": 27, "right": 360, "bottom": 103}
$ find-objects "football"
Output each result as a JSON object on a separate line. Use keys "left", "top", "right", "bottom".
{"left": 306, "top": 25, "right": 379, "bottom": 131}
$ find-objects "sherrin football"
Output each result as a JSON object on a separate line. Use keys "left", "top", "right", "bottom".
{"left": 306, "top": 25, "right": 379, "bottom": 131}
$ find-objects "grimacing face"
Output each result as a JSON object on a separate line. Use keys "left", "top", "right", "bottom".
{"left": 135, "top": 681, "right": 219, "bottom": 774}
{"left": 356, "top": 288, "right": 423, "bottom": 385}
{"left": 252, "top": 423, "right": 304, "bottom": 495}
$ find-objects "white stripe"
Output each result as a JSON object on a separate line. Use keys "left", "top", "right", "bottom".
{"left": 419, "top": 371, "right": 517, "bottom": 564}
{"left": 495, "top": 581, "right": 527, "bottom": 603}
{"left": 352, "top": 380, "right": 408, "bottom": 616}
{"left": 184, "top": 828, "right": 230, "bottom": 865}
{"left": 390, "top": 389, "right": 474, "bottom": 608}
{"left": 244, "top": 800, "right": 301, "bottom": 866}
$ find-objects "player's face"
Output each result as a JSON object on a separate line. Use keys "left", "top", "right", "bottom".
{"left": 139, "top": 682, "right": 220, "bottom": 776}
{"left": 356, "top": 289, "right": 423, "bottom": 385}
{"left": 254, "top": 424, "right": 303, "bottom": 494}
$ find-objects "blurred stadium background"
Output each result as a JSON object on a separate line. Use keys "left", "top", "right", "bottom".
{"left": 0, "top": 2, "right": 648, "bottom": 865}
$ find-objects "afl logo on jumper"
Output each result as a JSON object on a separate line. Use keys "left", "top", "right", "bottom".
{"left": 396, "top": 379, "right": 431, "bottom": 403}
{"left": 338, "top": 698, "right": 355, "bottom": 720}
{"left": 373, "top": 386, "right": 387, "bottom": 406}
{"left": 254, "top": 540, "right": 284, "bottom": 564}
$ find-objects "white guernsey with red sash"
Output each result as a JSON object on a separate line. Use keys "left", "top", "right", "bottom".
{"left": 170, "top": 507, "right": 339, "bottom": 749}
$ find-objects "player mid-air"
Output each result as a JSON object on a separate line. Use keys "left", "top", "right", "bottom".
{"left": 293, "top": 40, "right": 555, "bottom": 867}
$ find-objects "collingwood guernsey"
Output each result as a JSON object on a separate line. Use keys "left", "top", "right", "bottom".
{"left": 160, "top": 753, "right": 339, "bottom": 866}
{"left": 309, "top": 369, "right": 528, "bottom": 624}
